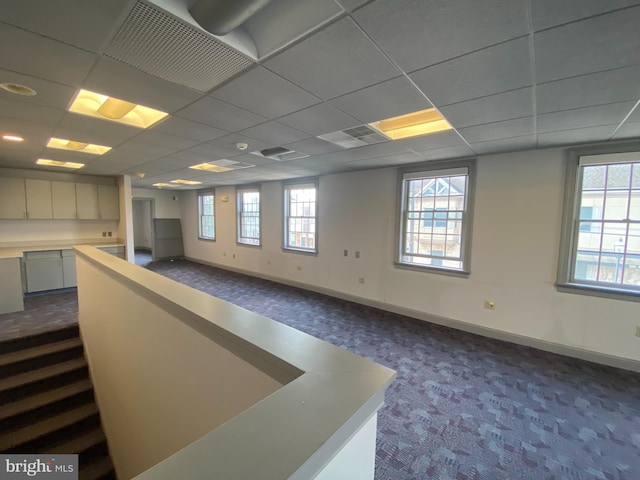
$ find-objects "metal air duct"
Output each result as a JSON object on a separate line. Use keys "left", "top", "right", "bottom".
{"left": 189, "top": 0, "right": 273, "bottom": 35}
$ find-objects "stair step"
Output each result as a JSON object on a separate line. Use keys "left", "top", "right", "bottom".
{"left": 0, "top": 402, "right": 98, "bottom": 450}
{"left": 0, "top": 337, "right": 83, "bottom": 368}
{"left": 49, "top": 428, "right": 106, "bottom": 455}
{"left": 0, "top": 357, "right": 87, "bottom": 393}
{"left": 1, "top": 326, "right": 80, "bottom": 355}
{"left": 79, "top": 455, "right": 115, "bottom": 480}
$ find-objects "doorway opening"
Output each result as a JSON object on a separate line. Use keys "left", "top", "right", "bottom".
{"left": 132, "top": 197, "right": 155, "bottom": 267}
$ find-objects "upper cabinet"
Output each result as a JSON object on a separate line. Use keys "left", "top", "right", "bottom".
{"left": 25, "top": 179, "right": 53, "bottom": 219}
{"left": 0, "top": 177, "right": 26, "bottom": 219}
{"left": 76, "top": 183, "right": 99, "bottom": 220}
{"left": 52, "top": 181, "right": 78, "bottom": 219}
{"left": 98, "top": 185, "right": 119, "bottom": 220}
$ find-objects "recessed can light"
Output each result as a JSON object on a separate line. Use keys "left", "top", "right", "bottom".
{"left": 2, "top": 134, "right": 24, "bottom": 142}
{"left": 0, "top": 83, "right": 37, "bottom": 96}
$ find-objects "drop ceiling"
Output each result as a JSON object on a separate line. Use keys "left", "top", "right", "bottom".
{"left": 0, "top": 0, "right": 639, "bottom": 189}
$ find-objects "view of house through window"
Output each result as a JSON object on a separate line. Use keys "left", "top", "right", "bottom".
{"left": 570, "top": 155, "right": 640, "bottom": 290}
{"left": 237, "top": 187, "right": 260, "bottom": 245}
{"left": 399, "top": 165, "right": 470, "bottom": 272}
{"left": 198, "top": 191, "right": 215, "bottom": 240}
{"left": 284, "top": 182, "right": 317, "bottom": 252}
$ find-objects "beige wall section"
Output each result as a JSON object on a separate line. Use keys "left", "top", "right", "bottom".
{"left": 132, "top": 187, "right": 182, "bottom": 218}
{"left": 181, "top": 147, "right": 640, "bottom": 369}
{"left": 0, "top": 219, "right": 119, "bottom": 244}
{"left": 117, "top": 175, "right": 134, "bottom": 262}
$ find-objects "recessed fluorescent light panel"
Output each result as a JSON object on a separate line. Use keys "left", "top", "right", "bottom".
{"left": 189, "top": 159, "right": 255, "bottom": 173}
{"left": 152, "top": 183, "right": 180, "bottom": 188}
{"left": 68, "top": 89, "right": 168, "bottom": 128}
{"left": 37, "top": 159, "right": 85, "bottom": 169}
{"left": 170, "top": 179, "right": 202, "bottom": 185}
{"left": 47, "top": 138, "right": 111, "bottom": 155}
{"left": 370, "top": 108, "right": 452, "bottom": 140}
{"left": 2, "top": 134, "right": 24, "bottom": 142}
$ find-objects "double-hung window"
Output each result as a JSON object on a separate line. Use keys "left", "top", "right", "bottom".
{"left": 197, "top": 190, "right": 215, "bottom": 240}
{"left": 398, "top": 160, "right": 474, "bottom": 273}
{"left": 237, "top": 187, "right": 261, "bottom": 246}
{"left": 284, "top": 181, "right": 317, "bottom": 253}
{"left": 558, "top": 150, "right": 640, "bottom": 298}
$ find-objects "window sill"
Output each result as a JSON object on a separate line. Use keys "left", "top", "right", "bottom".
{"left": 198, "top": 237, "right": 216, "bottom": 242}
{"left": 394, "top": 261, "right": 470, "bottom": 278}
{"left": 237, "top": 242, "right": 261, "bottom": 248}
{"left": 556, "top": 282, "right": 640, "bottom": 302}
{"left": 283, "top": 247, "right": 318, "bottom": 256}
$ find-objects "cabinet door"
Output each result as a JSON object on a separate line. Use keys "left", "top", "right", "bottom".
{"left": 62, "top": 250, "right": 77, "bottom": 287}
{"left": 25, "top": 251, "right": 64, "bottom": 293}
{"left": 98, "top": 185, "right": 119, "bottom": 220}
{"left": 0, "top": 177, "right": 26, "bottom": 219}
{"left": 76, "top": 183, "right": 99, "bottom": 219}
{"left": 25, "top": 179, "right": 53, "bottom": 219}
{"left": 52, "top": 181, "right": 77, "bottom": 219}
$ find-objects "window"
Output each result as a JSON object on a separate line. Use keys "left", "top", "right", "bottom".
{"left": 284, "top": 181, "right": 317, "bottom": 253}
{"left": 398, "top": 160, "right": 474, "bottom": 273}
{"left": 558, "top": 150, "right": 640, "bottom": 297}
{"left": 237, "top": 187, "right": 261, "bottom": 246}
{"left": 198, "top": 190, "right": 215, "bottom": 240}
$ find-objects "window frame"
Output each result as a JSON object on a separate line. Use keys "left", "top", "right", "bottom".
{"left": 236, "top": 186, "right": 261, "bottom": 247}
{"left": 557, "top": 144, "right": 640, "bottom": 302}
{"left": 283, "top": 179, "right": 318, "bottom": 254}
{"left": 197, "top": 189, "right": 216, "bottom": 241}
{"left": 395, "top": 159, "right": 476, "bottom": 276}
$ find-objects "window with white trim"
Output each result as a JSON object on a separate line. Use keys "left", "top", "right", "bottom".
{"left": 398, "top": 161, "right": 474, "bottom": 273}
{"left": 198, "top": 190, "right": 215, "bottom": 240}
{"left": 559, "top": 151, "right": 640, "bottom": 296}
{"left": 284, "top": 181, "right": 317, "bottom": 253}
{"left": 237, "top": 187, "right": 261, "bottom": 246}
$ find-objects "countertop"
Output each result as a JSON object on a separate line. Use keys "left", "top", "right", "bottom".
{"left": 0, "top": 239, "right": 125, "bottom": 260}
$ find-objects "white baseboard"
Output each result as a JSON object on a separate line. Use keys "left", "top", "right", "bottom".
{"left": 185, "top": 257, "right": 640, "bottom": 374}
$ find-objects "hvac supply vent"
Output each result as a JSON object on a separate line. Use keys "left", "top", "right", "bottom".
{"left": 104, "top": 1, "right": 255, "bottom": 92}
{"left": 318, "top": 125, "right": 389, "bottom": 149}
{"left": 252, "top": 147, "right": 309, "bottom": 161}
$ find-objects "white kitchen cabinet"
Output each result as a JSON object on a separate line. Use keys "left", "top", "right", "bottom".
{"left": 0, "top": 177, "right": 26, "bottom": 219}
{"left": 52, "top": 181, "right": 77, "bottom": 219}
{"left": 25, "top": 179, "right": 53, "bottom": 219}
{"left": 76, "top": 183, "right": 99, "bottom": 219}
{"left": 24, "top": 250, "right": 64, "bottom": 293}
{"left": 98, "top": 185, "right": 119, "bottom": 220}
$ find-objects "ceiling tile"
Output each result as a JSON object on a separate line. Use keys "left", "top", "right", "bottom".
{"left": 440, "top": 88, "right": 533, "bottom": 129}
{"left": 409, "top": 37, "right": 532, "bottom": 107}
{"left": 283, "top": 138, "right": 344, "bottom": 156}
{"left": 177, "top": 97, "right": 266, "bottom": 132}
{"left": 0, "top": 69, "right": 76, "bottom": 110}
{"left": 537, "top": 125, "right": 617, "bottom": 148}
{"left": 132, "top": 130, "right": 199, "bottom": 151}
{"left": 0, "top": 0, "right": 131, "bottom": 52}
{"left": 334, "top": 0, "right": 370, "bottom": 11}
{"left": 264, "top": 17, "right": 398, "bottom": 100}
{"left": 0, "top": 98, "right": 64, "bottom": 125}
{"left": 240, "top": 121, "right": 311, "bottom": 146}
{"left": 537, "top": 66, "right": 640, "bottom": 114}
{"left": 344, "top": 151, "right": 426, "bottom": 169}
{"left": 115, "top": 141, "right": 177, "bottom": 158}
{"left": 457, "top": 117, "right": 535, "bottom": 144}
{"left": 151, "top": 117, "right": 227, "bottom": 142}
{"left": 418, "top": 145, "right": 476, "bottom": 160}
{"left": 0, "top": 24, "right": 95, "bottom": 87}
{"left": 57, "top": 113, "right": 141, "bottom": 145}
{"left": 329, "top": 76, "right": 431, "bottom": 124}
{"left": 621, "top": 104, "right": 640, "bottom": 123}
{"left": 355, "top": 0, "right": 529, "bottom": 72}
{"left": 211, "top": 67, "right": 321, "bottom": 118}
{"left": 535, "top": 7, "right": 640, "bottom": 83}
{"left": 611, "top": 122, "right": 640, "bottom": 140}
{"left": 530, "top": 0, "right": 640, "bottom": 31}
{"left": 278, "top": 103, "right": 360, "bottom": 136}
{"left": 469, "top": 135, "right": 537, "bottom": 155}
{"left": 209, "top": 134, "right": 275, "bottom": 155}
{"left": 537, "top": 102, "right": 635, "bottom": 134}
{"left": 396, "top": 131, "right": 466, "bottom": 152}
{"left": 83, "top": 58, "right": 203, "bottom": 113}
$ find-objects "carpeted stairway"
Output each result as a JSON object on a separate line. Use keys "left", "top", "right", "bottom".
{"left": 0, "top": 325, "right": 116, "bottom": 480}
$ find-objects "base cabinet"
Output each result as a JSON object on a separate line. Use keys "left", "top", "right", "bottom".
{"left": 24, "top": 251, "right": 64, "bottom": 293}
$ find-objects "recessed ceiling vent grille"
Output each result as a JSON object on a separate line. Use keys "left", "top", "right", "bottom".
{"left": 104, "top": 1, "right": 255, "bottom": 92}
{"left": 318, "top": 125, "right": 389, "bottom": 149}
{"left": 252, "top": 146, "right": 309, "bottom": 161}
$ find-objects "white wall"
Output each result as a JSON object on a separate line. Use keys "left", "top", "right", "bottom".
{"left": 0, "top": 219, "right": 119, "bottom": 244}
{"left": 133, "top": 187, "right": 182, "bottom": 218}
{"left": 132, "top": 200, "right": 152, "bottom": 248}
{"left": 181, "top": 147, "right": 640, "bottom": 366}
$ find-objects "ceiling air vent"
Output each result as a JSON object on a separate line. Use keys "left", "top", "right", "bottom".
{"left": 318, "top": 125, "right": 389, "bottom": 149}
{"left": 252, "top": 146, "right": 309, "bottom": 161}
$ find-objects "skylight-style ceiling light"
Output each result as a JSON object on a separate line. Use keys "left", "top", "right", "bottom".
{"left": 68, "top": 89, "right": 169, "bottom": 129}
{"left": 37, "top": 159, "right": 85, "bottom": 169}
{"left": 170, "top": 179, "right": 202, "bottom": 185}
{"left": 2, "top": 134, "right": 24, "bottom": 142}
{"left": 189, "top": 159, "right": 255, "bottom": 173}
{"left": 152, "top": 183, "right": 180, "bottom": 188}
{"left": 47, "top": 137, "right": 112, "bottom": 155}
{"left": 370, "top": 108, "right": 452, "bottom": 140}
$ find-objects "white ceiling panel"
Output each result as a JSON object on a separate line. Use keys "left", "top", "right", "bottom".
{"left": 240, "top": 121, "right": 311, "bottom": 146}
{"left": 132, "top": 131, "right": 199, "bottom": 151}
{"left": 209, "top": 134, "right": 275, "bottom": 155}
{"left": 115, "top": 141, "right": 177, "bottom": 158}
{"left": 334, "top": 0, "right": 370, "bottom": 12}
{"left": 417, "top": 145, "right": 476, "bottom": 161}
{"left": 57, "top": 114, "right": 142, "bottom": 146}
{"left": 611, "top": 122, "right": 640, "bottom": 140}
{"left": 535, "top": 7, "right": 640, "bottom": 83}
{"left": 329, "top": 76, "right": 431, "bottom": 124}
{"left": 278, "top": 103, "right": 360, "bottom": 136}
{"left": 211, "top": 67, "right": 321, "bottom": 119}
{"left": 396, "top": 131, "right": 467, "bottom": 152}
{"left": 537, "top": 103, "right": 635, "bottom": 134}
{"left": 409, "top": 37, "right": 532, "bottom": 107}
{"left": 469, "top": 135, "right": 537, "bottom": 155}
{"left": 440, "top": 88, "right": 533, "bottom": 129}
{"left": 0, "top": 98, "right": 64, "bottom": 125}
{"left": 177, "top": 97, "right": 266, "bottom": 132}
{"left": 457, "top": 117, "right": 535, "bottom": 144}
{"left": 355, "top": 0, "right": 529, "bottom": 73}
{"left": 151, "top": 117, "right": 227, "bottom": 142}
{"left": 530, "top": 0, "right": 640, "bottom": 31}
{"left": 0, "top": 24, "right": 96, "bottom": 87}
{"left": 536, "top": 66, "right": 640, "bottom": 114}
{"left": 0, "top": 69, "right": 76, "bottom": 110}
{"left": 344, "top": 152, "right": 425, "bottom": 169}
{"left": 283, "top": 138, "right": 344, "bottom": 156}
{"left": 0, "top": 0, "right": 131, "bottom": 53}
{"left": 537, "top": 126, "right": 618, "bottom": 148}
{"left": 264, "top": 17, "right": 399, "bottom": 100}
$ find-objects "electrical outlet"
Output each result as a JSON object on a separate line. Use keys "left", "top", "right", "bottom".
{"left": 108, "top": 231, "right": 112, "bottom": 237}
{"left": 636, "top": 326, "right": 640, "bottom": 337}
{"left": 484, "top": 300, "right": 495, "bottom": 310}
{"left": 344, "top": 249, "right": 348, "bottom": 257}
{"left": 358, "top": 277, "right": 365, "bottom": 284}
{"left": 355, "top": 251, "right": 360, "bottom": 259}
{"left": 102, "top": 231, "right": 107, "bottom": 237}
